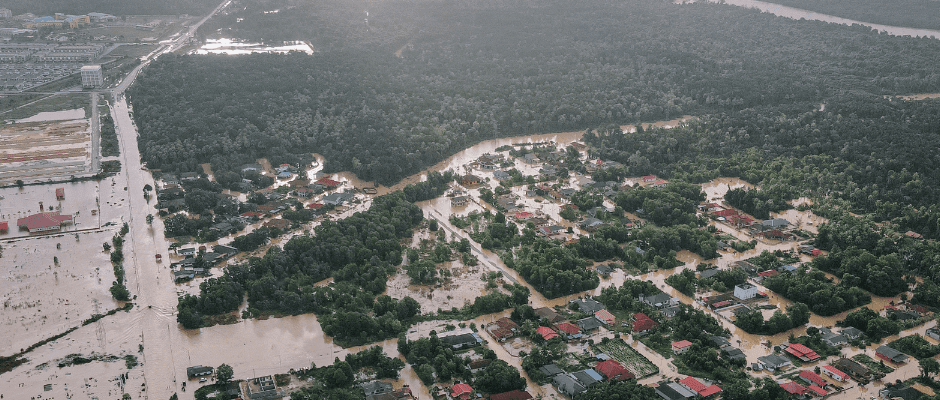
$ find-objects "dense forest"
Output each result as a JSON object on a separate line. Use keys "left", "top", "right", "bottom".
{"left": 585, "top": 96, "right": 940, "bottom": 241}
{"left": 129, "top": 0, "right": 940, "bottom": 186}
{"left": 760, "top": 0, "right": 940, "bottom": 30}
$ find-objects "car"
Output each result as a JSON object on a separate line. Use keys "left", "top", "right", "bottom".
{"left": 199, "top": 378, "right": 207, "bottom": 383}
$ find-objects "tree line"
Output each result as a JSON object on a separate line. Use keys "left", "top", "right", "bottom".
{"left": 130, "top": 0, "right": 940, "bottom": 187}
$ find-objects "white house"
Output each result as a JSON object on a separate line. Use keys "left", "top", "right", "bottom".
{"left": 733, "top": 283, "right": 757, "bottom": 300}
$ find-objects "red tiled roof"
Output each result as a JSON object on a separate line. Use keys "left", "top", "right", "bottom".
{"left": 641, "top": 175, "right": 657, "bottom": 181}
{"left": 712, "top": 209, "right": 739, "bottom": 217}
{"left": 822, "top": 365, "right": 849, "bottom": 381}
{"left": 263, "top": 219, "right": 291, "bottom": 229}
{"left": 808, "top": 384, "right": 828, "bottom": 396}
{"left": 17, "top": 212, "right": 72, "bottom": 230}
{"left": 672, "top": 340, "right": 693, "bottom": 351}
{"left": 786, "top": 343, "right": 820, "bottom": 361}
{"left": 632, "top": 313, "right": 657, "bottom": 332}
{"left": 241, "top": 211, "right": 263, "bottom": 218}
{"left": 554, "top": 322, "right": 581, "bottom": 335}
{"left": 489, "top": 390, "right": 533, "bottom": 400}
{"left": 595, "top": 360, "right": 634, "bottom": 381}
{"left": 679, "top": 377, "right": 706, "bottom": 393}
{"left": 909, "top": 304, "right": 930, "bottom": 314}
{"left": 316, "top": 177, "right": 340, "bottom": 187}
{"left": 0, "top": 221, "right": 7, "bottom": 231}
{"left": 699, "top": 385, "right": 722, "bottom": 397}
{"left": 55, "top": 188, "right": 64, "bottom": 196}
{"left": 595, "top": 310, "right": 616, "bottom": 324}
{"left": 536, "top": 326, "right": 559, "bottom": 341}
{"left": 496, "top": 317, "right": 518, "bottom": 330}
{"left": 799, "top": 370, "right": 826, "bottom": 386}
{"left": 780, "top": 381, "right": 807, "bottom": 395}
{"left": 306, "top": 203, "right": 324, "bottom": 209}
{"left": 758, "top": 270, "right": 779, "bottom": 277}
{"left": 515, "top": 212, "right": 533, "bottom": 219}
{"left": 451, "top": 383, "right": 472, "bottom": 398}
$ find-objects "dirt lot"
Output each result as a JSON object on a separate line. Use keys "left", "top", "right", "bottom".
{"left": 0, "top": 115, "right": 92, "bottom": 185}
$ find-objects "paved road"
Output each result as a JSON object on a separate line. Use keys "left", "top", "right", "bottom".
{"left": 425, "top": 207, "right": 519, "bottom": 285}
{"left": 101, "top": 2, "right": 231, "bottom": 398}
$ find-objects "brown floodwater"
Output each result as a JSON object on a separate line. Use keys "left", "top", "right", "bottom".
{"left": 7, "top": 109, "right": 928, "bottom": 400}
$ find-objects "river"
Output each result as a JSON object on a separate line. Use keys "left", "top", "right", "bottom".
{"left": 702, "top": 0, "right": 940, "bottom": 40}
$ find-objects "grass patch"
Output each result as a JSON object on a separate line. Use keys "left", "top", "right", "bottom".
{"left": 594, "top": 338, "right": 659, "bottom": 378}
{"left": 1, "top": 93, "right": 89, "bottom": 121}
{"left": 852, "top": 353, "right": 895, "bottom": 374}
{"left": 100, "top": 107, "right": 120, "bottom": 157}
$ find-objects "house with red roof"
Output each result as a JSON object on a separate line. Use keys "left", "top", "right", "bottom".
{"left": 306, "top": 202, "right": 324, "bottom": 210}
{"left": 779, "top": 381, "right": 807, "bottom": 396}
{"left": 488, "top": 390, "right": 532, "bottom": 400}
{"left": 785, "top": 343, "right": 821, "bottom": 362}
{"left": 515, "top": 212, "right": 534, "bottom": 221}
{"left": 679, "top": 376, "right": 722, "bottom": 397}
{"left": 315, "top": 177, "right": 341, "bottom": 188}
{"left": 554, "top": 322, "right": 582, "bottom": 338}
{"left": 641, "top": 175, "right": 658, "bottom": 182}
{"left": 241, "top": 211, "right": 264, "bottom": 219}
{"left": 758, "top": 269, "right": 779, "bottom": 278}
{"left": 536, "top": 326, "right": 559, "bottom": 341}
{"left": 672, "top": 340, "right": 693, "bottom": 354}
{"left": 0, "top": 221, "right": 8, "bottom": 233}
{"left": 631, "top": 313, "right": 657, "bottom": 335}
{"left": 594, "top": 310, "right": 616, "bottom": 325}
{"left": 807, "top": 384, "right": 829, "bottom": 396}
{"left": 263, "top": 218, "right": 291, "bottom": 230}
{"left": 594, "top": 360, "right": 634, "bottom": 382}
{"left": 17, "top": 212, "right": 73, "bottom": 233}
{"left": 55, "top": 187, "right": 64, "bottom": 200}
{"left": 486, "top": 317, "right": 519, "bottom": 342}
{"left": 711, "top": 208, "right": 739, "bottom": 218}
{"left": 451, "top": 383, "right": 473, "bottom": 400}
{"left": 821, "top": 365, "right": 849, "bottom": 382}
{"left": 799, "top": 370, "right": 827, "bottom": 387}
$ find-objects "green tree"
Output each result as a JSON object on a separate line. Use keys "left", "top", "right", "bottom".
{"left": 473, "top": 360, "right": 526, "bottom": 393}
{"left": 920, "top": 358, "right": 940, "bottom": 379}
{"left": 216, "top": 363, "right": 234, "bottom": 383}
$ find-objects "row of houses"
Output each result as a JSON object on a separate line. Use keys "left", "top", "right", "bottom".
{"left": 541, "top": 357, "right": 641, "bottom": 398}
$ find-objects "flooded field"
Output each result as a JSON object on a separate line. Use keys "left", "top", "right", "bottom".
{"left": 192, "top": 38, "right": 314, "bottom": 55}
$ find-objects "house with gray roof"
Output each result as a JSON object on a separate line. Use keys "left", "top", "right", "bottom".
{"left": 322, "top": 192, "right": 355, "bottom": 206}
{"left": 553, "top": 373, "right": 587, "bottom": 397}
{"left": 841, "top": 327, "right": 863, "bottom": 340}
{"left": 654, "top": 381, "right": 697, "bottom": 400}
{"left": 571, "top": 369, "right": 603, "bottom": 389}
{"left": 539, "top": 364, "right": 563, "bottom": 377}
{"left": 493, "top": 170, "right": 512, "bottom": 181}
{"left": 876, "top": 345, "right": 909, "bottom": 363}
{"left": 569, "top": 297, "right": 604, "bottom": 314}
{"left": 577, "top": 316, "right": 605, "bottom": 332}
{"left": 360, "top": 381, "right": 393, "bottom": 397}
{"left": 639, "top": 292, "right": 679, "bottom": 309}
{"left": 757, "top": 354, "right": 792, "bottom": 371}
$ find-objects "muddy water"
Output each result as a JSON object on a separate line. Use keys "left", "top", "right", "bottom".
{"left": 700, "top": 177, "right": 754, "bottom": 203}
{"left": 702, "top": 0, "right": 940, "bottom": 39}
{"left": 6, "top": 109, "right": 913, "bottom": 400}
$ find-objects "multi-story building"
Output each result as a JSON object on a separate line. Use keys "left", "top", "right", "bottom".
{"left": 80, "top": 65, "right": 102, "bottom": 88}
